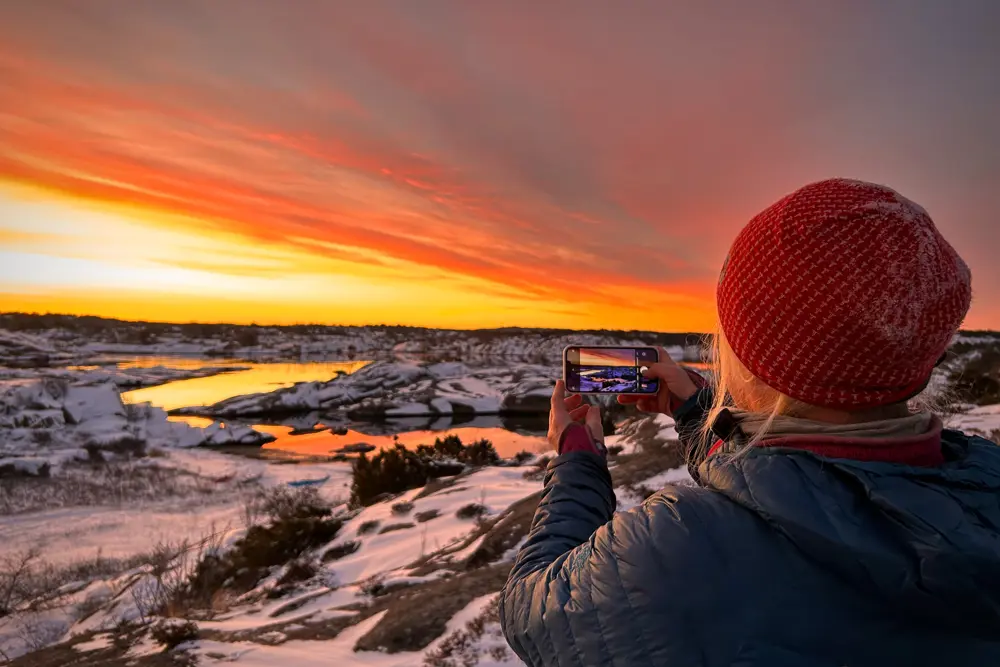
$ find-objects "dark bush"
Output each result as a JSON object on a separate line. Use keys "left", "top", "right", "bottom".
{"left": 235, "top": 327, "right": 260, "bottom": 347}
{"left": 151, "top": 619, "right": 199, "bottom": 649}
{"left": 350, "top": 445, "right": 462, "bottom": 507}
{"left": 432, "top": 435, "right": 465, "bottom": 458}
{"left": 357, "top": 520, "right": 381, "bottom": 536}
{"left": 950, "top": 348, "right": 1000, "bottom": 406}
{"left": 169, "top": 489, "right": 341, "bottom": 611}
{"left": 415, "top": 436, "right": 499, "bottom": 466}
{"left": 276, "top": 559, "right": 317, "bottom": 588}
{"left": 458, "top": 439, "right": 499, "bottom": 466}
{"left": 510, "top": 451, "right": 534, "bottom": 465}
{"left": 323, "top": 540, "right": 360, "bottom": 562}
{"left": 391, "top": 501, "right": 414, "bottom": 516}
{"left": 455, "top": 503, "right": 488, "bottom": 520}
{"left": 415, "top": 510, "right": 441, "bottom": 523}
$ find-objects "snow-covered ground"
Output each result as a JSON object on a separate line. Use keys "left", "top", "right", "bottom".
{"left": 0, "top": 317, "right": 996, "bottom": 665}
{"left": 0, "top": 411, "right": 687, "bottom": 665}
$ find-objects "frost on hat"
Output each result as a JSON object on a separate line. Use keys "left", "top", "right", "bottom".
{"left": 717, "top": 178, "right": 972, "bottom": 409}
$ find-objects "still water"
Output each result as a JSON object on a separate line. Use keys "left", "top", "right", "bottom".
{"left": 171, "top": 416, "right": 547, "bottom": 459}
{"left": 119, "top": 357, "right": 371, "bottom": 411}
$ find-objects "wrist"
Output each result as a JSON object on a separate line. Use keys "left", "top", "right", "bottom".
{"left": 558, "top": 423, "right": 605, "bottom": 457}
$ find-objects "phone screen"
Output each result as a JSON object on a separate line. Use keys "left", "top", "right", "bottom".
{"left": 564, "top": 347, "right": 659, "bottom": 395}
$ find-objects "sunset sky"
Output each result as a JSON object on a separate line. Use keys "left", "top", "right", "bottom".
{"left": 579, "top": 348, "right": 640, "bottom": 368}
{"left": 1, "top": 1, "right": 998, "bottom": 330}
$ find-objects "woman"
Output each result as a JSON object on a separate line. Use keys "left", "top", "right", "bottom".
{"left": 500, "top": 179, "right": 1000, "bottom": 666}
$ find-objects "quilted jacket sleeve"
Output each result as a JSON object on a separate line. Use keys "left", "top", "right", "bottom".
{"left": 501, "top": 450, "right": 659, "bottom": 666}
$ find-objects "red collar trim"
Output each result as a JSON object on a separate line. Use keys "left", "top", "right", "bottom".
{"left": 706, "top": 416, "right": 945, "bottom": 467}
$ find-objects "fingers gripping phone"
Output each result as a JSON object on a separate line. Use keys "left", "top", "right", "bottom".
{"left": 563, "top": 346, "right": 659, "bottom": 395}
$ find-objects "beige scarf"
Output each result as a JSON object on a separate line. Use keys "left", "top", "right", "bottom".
{"left": 728, "top": 410, "right": 934, "bottom": 441}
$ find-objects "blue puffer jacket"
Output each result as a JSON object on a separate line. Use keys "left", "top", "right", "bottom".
{"left": 500, "top": 395, "right": 1000, "bottom": 666}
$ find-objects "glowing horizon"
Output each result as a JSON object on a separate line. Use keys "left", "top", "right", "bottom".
{"left": 1, "top": 3, "right": 998, "bottom": 331}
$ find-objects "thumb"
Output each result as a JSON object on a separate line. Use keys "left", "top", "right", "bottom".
{"left": 585, "top": 405, "right": 604, "bottom": 442}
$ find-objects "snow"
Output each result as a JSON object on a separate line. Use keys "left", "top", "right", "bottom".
{"left": 0, "top": 450, "right": 355, "bottom": 565}
{"left": 193, "top": 611, "right": 389, "bottom": 666}
{"left": 948, "top": 404, "right": 1000, "bottom": 435}
{"left": 72, "top": 633, "right": 112, "bottom": 652}
{"left": 0, "top": 378, "right": 276, "bottom": 478}
{"left": 328, "top": 467, "right": 540, "bottom": 584}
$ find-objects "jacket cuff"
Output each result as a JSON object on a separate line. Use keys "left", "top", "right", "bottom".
{"left": 558, "top": 423, "right": 606, "bottom": 457}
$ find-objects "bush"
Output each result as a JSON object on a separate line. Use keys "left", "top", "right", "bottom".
{"left": 391, "top": 501, "right": 414, "bottom": 516}
{"left": 416, "top": 436, "right": 499, "bottom": 466}
{"left": 275, "top": 559, "right": 317, "bottom": 588}
{"left": 350, "top": 445, "right": 463, "bottom": 507}
{"left": 357, "top": 520, "right": 381, "bottom": 536}
{"left": 950, "top": 348, "right": 1000, "bottom": 406}
{"left": 151, "top": 618, "right": 199, "bottom": 649}
{"left": 415, "top": 510, "right": 441, "bottom": 523}
{"left": 169, "top": 489, "right": 342, "bottom": 613}
{"left": 455, "top": 503, "right": 488, "bottom": 520}
{"left": 458, "top": 440, "right": 499, "bottom": 466}
{"left": 323, "top": 541, "right": 360, "bottom": 562}
{"left": 510, "top": 451, "right": 534, "bottom": 465}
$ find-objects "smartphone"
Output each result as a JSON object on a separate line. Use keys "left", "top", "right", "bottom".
{"left": 563, "top": 346, "right": 659, "bottom": 395}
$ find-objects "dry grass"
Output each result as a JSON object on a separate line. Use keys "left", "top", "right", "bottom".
{"left": 352, "top": 564, "right": 511, "bottom": 653}
{"left": 609, "top": 438, "right": 686, "bottom": 488}
{"left": 0, "top": 461, "right": 220, "bottom": 515}
{"left": 422, "top": 596, "right": 509, "bottom": 667}
{"left": 3, "top": 631, "right": 196, "bottom": 667}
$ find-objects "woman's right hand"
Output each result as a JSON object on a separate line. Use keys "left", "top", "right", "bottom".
{"left": 617, "top": 346, "right": 700, "bottom": 415}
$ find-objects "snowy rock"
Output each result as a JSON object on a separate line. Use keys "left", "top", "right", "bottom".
{"left": 202, "top": 421, "right": 276, "bottom": 446}
{"left": 0, "top": 378, "right": 275, "bottom": 476}
{"left": 0, "top": 456, "right": 52, "bottom": 477}
{"left": 63, "top": 384, "right": 126, "bottom": 425}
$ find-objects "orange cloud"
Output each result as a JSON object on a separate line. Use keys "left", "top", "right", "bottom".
{"left": 0, "top": 2, "right": 997, "bottom": 330}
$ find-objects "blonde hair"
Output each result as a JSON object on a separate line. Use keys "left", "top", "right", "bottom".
{"left": 698, "top": 329, "right": 816, "bottom": 456}
{"left": 696, "top": 328, "right": 942, "bottom": 461}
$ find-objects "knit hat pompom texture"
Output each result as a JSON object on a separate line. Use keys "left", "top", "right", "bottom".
{"left": 718, "top": 178, "right": 972, "bottom": 409}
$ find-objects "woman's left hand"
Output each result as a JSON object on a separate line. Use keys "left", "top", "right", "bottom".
{"left": 548, "top": 380, "right": 603, "bottom": 451}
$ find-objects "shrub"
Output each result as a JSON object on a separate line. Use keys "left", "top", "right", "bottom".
{"left": 151, "top": 618, "right": 199, "bottom": 649}
{"left": 457, "top": 440, "right": 499, "bottom": 466}
{"left": 276, "top": 559, "right": 317, "bottom": 588}
{"left": 432, "top": 435, "right": 464, "bottom": 459}
{"left": 949, "top": 348, "right": 1000, "bottom": 406}
{"left": 510, "top": 451, "right": 534, "bottom": 465}
{"left": 391, "top": 501, "right": 414, "bottom": 516}
{"left": 169, "top": 490, "right": 341, "bottom": 613}
{"left": 414, "top": 510, "right": 441, "bottom": 523}
{"left": 455, "top": 504, "right": 488, "bottom": 520}
{"left": 357, "top": 520, "right": 381, "bottom": 536}
{"left": 359, "top": 574, "right": 385, "bottom": 597}
{"left": 416, "top": 436, "right": 499, "bottom": 466}
{"left": 322, "top": 541, "right": 360, "bottom": 562}
{"left": 350, "top": 445, "right": 462, "bottom": 507}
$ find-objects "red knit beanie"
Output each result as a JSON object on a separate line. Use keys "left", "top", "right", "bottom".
{"left": 717, "top": 178, "right": 972, "bottom": 409}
